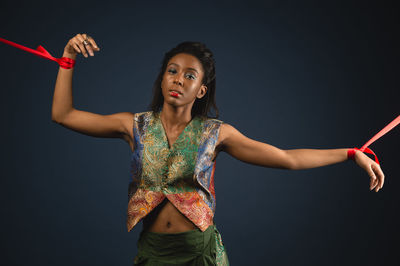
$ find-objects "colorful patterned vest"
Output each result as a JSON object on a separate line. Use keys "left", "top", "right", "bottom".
{"left": 126, "top": 111, "right": 223, "bottom": 233}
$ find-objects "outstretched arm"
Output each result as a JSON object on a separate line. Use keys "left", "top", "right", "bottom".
{"left": 219, "top": 123, "right": 385, "bottom": 192}
{"left": 51, "top": 34, "right": 134, "bottom": 146}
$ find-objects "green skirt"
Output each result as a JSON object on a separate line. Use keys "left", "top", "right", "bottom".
{"left": 133, "top": 224, "right": 229, "bottom": 266}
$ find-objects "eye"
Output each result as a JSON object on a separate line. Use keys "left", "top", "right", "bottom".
{"left": 185, "top": 73, "right": 196, "bottom": 80}
{"left": 167, "top": 68, "right": 177, "bottom": 74}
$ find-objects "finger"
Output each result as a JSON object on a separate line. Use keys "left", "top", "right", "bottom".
{"left": 88, "top": 37, "right": 100, "bottom": 50}
{"left": 72, "top": 42, "right": 81, "bottom": 54}
{"left": 72, "top": 38, "right": 84, "bottom": 55}
{"left": 85, "top": 42, "right": 94, "bottom": 56}
{"left": 371, "top": 165, "right": 381, "bottom": 192}
{"left": 75, "top": 34, "right": 88, "bottom": 58}
{"left": 373, "top": 165, "right": 383, "bottom": 192}
{"left": 370, "top": 179, "right": 377, "bottom": 191}
{"left": 81, "top": 34, "right": 94, "bottom": 56}
{"left": 75, "top": 34, "right": 87, "bottom": 56}
{"left": 370, "top": 175, "right": 377, "bottom": 190}
{"left": 373, "top": 166, "right": 382, "bottom": 191}
{"left": 374, "top": 164, "right": 385, "bottom": 189}
{"left": 372, "top": 179, "right": 378, "bottom": 191}
{"left": 367, "top": 165, "right": 377, "bottom": 191}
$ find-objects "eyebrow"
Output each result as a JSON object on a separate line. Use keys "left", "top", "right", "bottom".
{"left": 167, "top": 63, "right": 199, "bottom": 74}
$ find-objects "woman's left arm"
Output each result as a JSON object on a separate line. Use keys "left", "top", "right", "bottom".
{"left": 219, "top": 123, "right": 385, "bottom": 192}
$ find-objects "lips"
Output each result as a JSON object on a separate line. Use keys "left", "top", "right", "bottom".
{"left": 170, "top": 91, "right": 180, "bottom": 97}
{"left": 169, "top": 89, "right": 182, "bottom": 95}
{"left": 169, "top": 89, "right": 182, "bottom": 97}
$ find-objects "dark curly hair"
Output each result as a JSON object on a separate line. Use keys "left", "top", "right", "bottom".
{"left": 149, "top": 41, "right": 219, "bottom": 119}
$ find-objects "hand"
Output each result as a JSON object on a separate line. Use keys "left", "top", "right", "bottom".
{"left": 354, "top": 150, "right": 385, "bottom": 192}
{"left": 63, "top": 33, "right": 100, "bottom": 58}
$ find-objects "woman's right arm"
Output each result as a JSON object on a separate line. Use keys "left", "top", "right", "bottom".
{"left": 51, "top": 34, "right": 134, "bottom": 146}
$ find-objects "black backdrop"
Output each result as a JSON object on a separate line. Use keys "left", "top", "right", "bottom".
{"left": 1, "top": 1, "right": 399, "bottom": 265}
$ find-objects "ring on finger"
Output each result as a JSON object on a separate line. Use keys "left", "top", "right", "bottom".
{"left": 83, "top": 35, "right": 91, "bottom": 46}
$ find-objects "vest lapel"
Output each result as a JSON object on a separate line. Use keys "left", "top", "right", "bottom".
{"left": 156, "top": 111, "right": 198, "bottom": 151}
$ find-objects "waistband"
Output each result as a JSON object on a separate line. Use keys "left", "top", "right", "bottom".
{"left": 140, "top": 224, "right": 215, "bottom": 240}
{"left": 135, "top": 224, "right": 229, "bottom": 265}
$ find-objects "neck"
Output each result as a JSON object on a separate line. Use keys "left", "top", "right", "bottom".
{"left": 160, "top": 102, "right": 193, "bottom": 129}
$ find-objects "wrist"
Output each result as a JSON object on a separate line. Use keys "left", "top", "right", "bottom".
{"left": 347, "top": 148, "right": 357, "bottom": 161}
{"left": 62, "top": 51, "right": 77, "bottom": 60}
{"left": 59, "top": 51, "right": 77, "bottom": 69}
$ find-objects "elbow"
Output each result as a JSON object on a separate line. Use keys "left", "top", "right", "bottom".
{"left": 51, "top": 108, "right": 73, "bottom": 124}
{"left": 51, "top": 113, "right": 67, "bottom": 124}
{"left": 51, "top": 107, "right": 61, "bottom": 123}
{"left": 284, "top": 150, "right": 297, "bottom": 170}
{"left": 51, "top": 113, "right": 62, "bottom": 124}
{"left": 51, "top": 115, "right": 59, "bottom": 123}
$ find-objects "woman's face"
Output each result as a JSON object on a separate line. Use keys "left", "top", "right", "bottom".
{"left": 161, "top": 53, "right": 207, "bottom": 109}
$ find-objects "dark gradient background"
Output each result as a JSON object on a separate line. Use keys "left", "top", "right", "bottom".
{"left": 1, "top": 1, "right": 399, "bottom": 265}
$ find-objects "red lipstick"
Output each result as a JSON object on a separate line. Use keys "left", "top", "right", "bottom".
{"left": 170, "top": 91, "right": 180, "bottom": 97}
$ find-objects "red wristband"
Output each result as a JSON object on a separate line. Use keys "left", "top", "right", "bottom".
{"left": 347, "top": 148, "right": 356, "bottom": 161}
{"left": 57, "top": 57, "right": 76, "bottom": 69}
{"left": 348, "top": 115, "right": 400, "bottom": 165}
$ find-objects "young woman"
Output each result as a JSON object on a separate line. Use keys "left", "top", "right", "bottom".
{"left": 51, "top": 33, "right": 385, "bottom": 266}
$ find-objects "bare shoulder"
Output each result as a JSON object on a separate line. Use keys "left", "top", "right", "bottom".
{"left": 219, "top": 122, "right": 237, "bottom": 139}
{"left": 217, "top": 122, "right": 257, "bottom": 152}
{"left": 216, "top": 122, "right": 237, "bottom": 149}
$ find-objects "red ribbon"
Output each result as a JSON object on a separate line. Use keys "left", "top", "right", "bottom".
{"left": 1, "top": 38, "right": 398, "bottom": 166}
{"left": 0, "top": 37, "right": 75, "bottom": 69}
{"left": 350, "top": 115, "right": 400, "bottom": 165}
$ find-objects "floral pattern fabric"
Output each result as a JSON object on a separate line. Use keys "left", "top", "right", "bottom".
{"left": 126, "top": 111, "right": 228, "bottom": 265}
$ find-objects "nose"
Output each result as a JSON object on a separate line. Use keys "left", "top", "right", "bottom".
{"left": 173, "top": 72, "right": 184, "bottom": 86}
